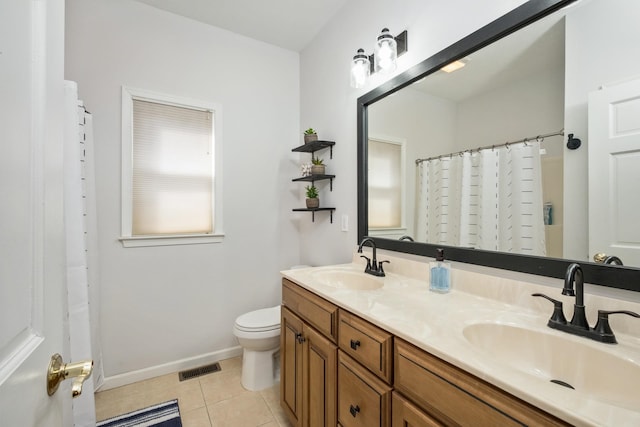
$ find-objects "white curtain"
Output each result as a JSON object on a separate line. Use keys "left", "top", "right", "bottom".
{"left": 64, "top": 81, "right": 103, "bottom": 426}
{"left": 417, "top": 141, "right": 546, "bottom": 255}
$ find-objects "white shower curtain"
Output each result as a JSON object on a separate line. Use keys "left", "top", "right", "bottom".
{"left": 417, "top": 141, "right": 546, "bottom": 255}
{"left": 64, "top": 81, "right": 103, "bottom": 426}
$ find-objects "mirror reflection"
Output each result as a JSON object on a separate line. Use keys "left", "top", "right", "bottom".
{"left": 366, "top": 0, "right": 640, "bottom": 268}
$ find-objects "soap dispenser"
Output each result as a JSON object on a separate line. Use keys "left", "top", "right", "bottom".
{"left": 429, "top": 248, "right": 451, "bottom": 293}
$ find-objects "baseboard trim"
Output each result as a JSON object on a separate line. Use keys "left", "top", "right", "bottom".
{"left": 97, "top": 346, "right": 243, "bottom": 391}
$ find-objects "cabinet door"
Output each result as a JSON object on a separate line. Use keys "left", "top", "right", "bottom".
{"left": 282, "top": 307, "right": 304, "bottom": 426}
{"left": 303, "top": 324, "right": 337, "bottom": 427}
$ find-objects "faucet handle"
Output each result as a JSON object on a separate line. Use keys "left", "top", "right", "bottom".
{"left": 378, "top": 260, "right": 389, "bottom": 275}
{"left": 593, "top": 310, "right": 640, "bottom": 344}
{"left": 532, "top": 293, "right": 567, "bottom": 326}
{"left": 360, "top": 255, "right": 371, "bottom": 270}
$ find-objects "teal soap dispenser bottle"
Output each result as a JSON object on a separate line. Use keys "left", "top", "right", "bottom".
{"left": 429, "top": 248, "right": 451, "bottom": 293}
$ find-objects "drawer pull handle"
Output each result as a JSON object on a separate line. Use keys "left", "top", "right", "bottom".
{"left": 295, "top": 333, "right": 305, "bottom": 344}
{"left": 350, "top": 339, "right": 361, "bottom": 350}
{"left": 349, "top": 404, "right": 360, "bottom": 417}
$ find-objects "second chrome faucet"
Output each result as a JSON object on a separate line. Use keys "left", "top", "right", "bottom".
{"left": 357, "top": 237, "right": 389, "bottom": 277}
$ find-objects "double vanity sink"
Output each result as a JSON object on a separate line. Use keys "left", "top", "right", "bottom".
{"left": 282, "top": 259, "right": 640, "bottom": 426}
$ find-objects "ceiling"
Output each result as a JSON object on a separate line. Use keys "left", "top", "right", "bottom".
{"left": 133, "top": 0, "right": 348, "bottom": 52}
{"left": 413, "top": 11, "right": 565, "bottom": 102}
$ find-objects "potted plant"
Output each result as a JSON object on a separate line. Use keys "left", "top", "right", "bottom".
{"left": 305, "top": 185, "right": 319, "bottom": 208}
{"left": 311, "top": 157, "right": 325, "bottom": 175}
{"left": 304, "top": 128, "right": 318, "bottom": 144}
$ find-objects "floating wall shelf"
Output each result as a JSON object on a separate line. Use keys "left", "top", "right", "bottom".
{"left": 292, "top": 140, "right": 337, "bottom": 223}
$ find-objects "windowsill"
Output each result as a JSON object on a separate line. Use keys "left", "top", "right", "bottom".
{"left": 119, "top": 233, "right": 225, "bottom": 248}
{"left": 368, "top": 227, "right": 407, "bottom": 237}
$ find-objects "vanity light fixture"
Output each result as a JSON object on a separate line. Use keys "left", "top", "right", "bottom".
{"left": 350, "top": 28, "right": 408, "bottom": 88}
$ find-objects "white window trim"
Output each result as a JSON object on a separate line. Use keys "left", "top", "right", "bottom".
{"left": 120, "top": 86, "right": 224, "bottom": 247}
{"left": 368, "top": 134, "right": 407, "bottom": 230}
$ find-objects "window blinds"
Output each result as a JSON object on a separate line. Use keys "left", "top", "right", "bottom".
{"left": 132, "top": 99, "right": 214, "bottom": 235}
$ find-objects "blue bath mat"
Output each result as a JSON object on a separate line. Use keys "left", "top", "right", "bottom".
{"left": 97, "top": 399, "right": 181, "bottom": 427}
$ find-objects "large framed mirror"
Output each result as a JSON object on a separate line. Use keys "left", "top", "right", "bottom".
{"left": 357, "top": 0, "right": 640, "bottom": 291}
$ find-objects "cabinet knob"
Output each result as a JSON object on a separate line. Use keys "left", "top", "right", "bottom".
{"left": 349, "top": 404, "right": 360, "bottom": 417}
{"left": 295, "top": 333, "right": 306, "bottom": 344}
{"left": 350, "top": 339, "right": 361, "bottom": 350}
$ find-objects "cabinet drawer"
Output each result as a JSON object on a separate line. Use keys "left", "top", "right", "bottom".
{"left": 338, "top": 310, "right": 393, "bottom": 384}
{"left": 392, "top": 392, "right": 443, "bottom": 427}
{"left": 282, "top": 279, "right": 338, "bottom": 342}
{"left": 394, "top": 339, "right": 569, "bottom": 427}
{"left": 338, "top": 351, "right": 392, "bottom": 427}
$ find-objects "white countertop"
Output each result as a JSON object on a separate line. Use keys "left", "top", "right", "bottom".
{"left": 281, "top": 256, "right": 640, "bottom": 427}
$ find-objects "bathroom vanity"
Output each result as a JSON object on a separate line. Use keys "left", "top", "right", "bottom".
{"left": 280, "top": 254, "right": 640, "bottom": 427}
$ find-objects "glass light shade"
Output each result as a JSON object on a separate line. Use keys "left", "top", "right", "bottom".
{"left": 374, "top": 28, "right": 397, "bottom": 74}
{"left": 350, "top": 48, "right": 370, "bottom": 88}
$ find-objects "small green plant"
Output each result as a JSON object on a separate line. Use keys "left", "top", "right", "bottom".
{"left": 304, "top": 128, "right": 317, "bottom": 135}
{"left": 305, "top": 185, "right": 319, "bottom": 199}
{"left": 311, "top": 157, "right": 324, "bottom": 165}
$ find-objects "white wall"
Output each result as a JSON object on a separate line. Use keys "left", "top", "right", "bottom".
{"left": 65, "top": 0, "right": 301, "bottom": 379}
{"left": 564, "top": 0, "right": 640, "bottom": 261}
{"left": 298, "top": 0, "right": 529, "bottom": 266}
{"left": 368, "top": 89, "right": 457, "bottom": 241}
{"left": 454, "top": 68, "right": 565, "bottom": 156}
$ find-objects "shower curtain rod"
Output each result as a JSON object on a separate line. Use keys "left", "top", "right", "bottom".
{"left": 415, "top": 129, "right": 564, "bottom": 165}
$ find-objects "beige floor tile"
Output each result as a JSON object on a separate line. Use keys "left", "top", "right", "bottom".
{"left": 95, "top": 356, "right": 267, "bottom": 425}
{"left": 218, "top": 356, "right": 242, "bottom": 373}
{"left": 208, "top": 393, "right": 274, "bottom": 427}
{"left": 200, "top": 369, "right": 249, "bottom": 405}
{"left": 181, "top": 406, "right": 212, "bottom": 427}
{"left": 259, "top": 383, "right": 291, "bottom": 427}
{"left": 175, "top": 380, "right": 206, "bottom": 412}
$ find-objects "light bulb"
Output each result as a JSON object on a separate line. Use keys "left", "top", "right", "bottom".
{"left": 350, "top": 48, "right": 370, "bottom": 88}
{"left": 374, "top": 28, "right": 397, "bottom": 74}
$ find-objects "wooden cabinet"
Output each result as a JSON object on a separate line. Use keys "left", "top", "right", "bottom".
{"left": 338, "top": 351, "right": 392, "bottom": 427}
{"left": 281, "top": 279, "right": 338, "bottom": 427}
{"left": 282, "top": 278, "right": 570, "bottom": 427}
{"left": 394, "top": 338, "right": 570, "bottom": 427}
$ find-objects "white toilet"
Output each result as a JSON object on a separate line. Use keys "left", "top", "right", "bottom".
{"left": 233, "top": 265, "right": 310, "bottom": 391}
{"left": 233, "top": 305, "right": 281, "bottom": 391}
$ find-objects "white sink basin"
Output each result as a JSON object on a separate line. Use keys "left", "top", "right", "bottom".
{"left": 311, "top": 269, "right": 384, "bottom": 290}
{"left": 463, "top": 322, "right": 640, "bottom": 410}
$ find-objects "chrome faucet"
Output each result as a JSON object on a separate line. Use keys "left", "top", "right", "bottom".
{"left": 357, "top": 237, "right": 389, "bottom": 277}
{"left": 399, "top": 235, "right": 414, "bottom": 242}
{"left": 533, "top": 263, "right": 640, "bottom": 344}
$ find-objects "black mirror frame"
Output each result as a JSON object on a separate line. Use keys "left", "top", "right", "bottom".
{"left": 357, "top": 0, "right": 640, "bottom": 292}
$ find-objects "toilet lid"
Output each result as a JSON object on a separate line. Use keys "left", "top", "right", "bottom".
{"left": 235, "top": 305, "right": 281, "bottom": 332}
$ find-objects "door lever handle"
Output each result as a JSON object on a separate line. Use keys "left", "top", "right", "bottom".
{"left": 47, "top": 353, "right": 93, "bottom": 398}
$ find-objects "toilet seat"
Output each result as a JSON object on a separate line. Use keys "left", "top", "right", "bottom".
{"left": 234, "top": 305, "right": 280, "bottom": 332}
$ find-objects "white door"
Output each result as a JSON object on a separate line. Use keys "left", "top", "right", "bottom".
{"left": 588, "top": 78, "right": 640, "bottom": 266}
{"left": 0, "top": 0, "right": 70, "bottom": 425}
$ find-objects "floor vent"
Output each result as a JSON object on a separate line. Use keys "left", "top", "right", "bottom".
{"left": 178, "top": 362, "right": 221, "bottom": 381}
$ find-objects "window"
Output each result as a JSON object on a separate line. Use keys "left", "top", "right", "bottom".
{"left": 120, "top": 87, "right": 223, "bottom": 247}
{"left": 368, "top": 137, "right": 405, "bottom": 232}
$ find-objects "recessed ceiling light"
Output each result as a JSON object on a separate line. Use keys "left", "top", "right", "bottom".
{"left": 441, "top": 58, "right": 468, "bottom": 73}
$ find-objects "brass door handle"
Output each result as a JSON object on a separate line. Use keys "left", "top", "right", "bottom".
{"left": 593, "top": 253, "right": 607, "bottom": 263}
{"left": 47, "top": 353, "right": 93, "bottom": 398}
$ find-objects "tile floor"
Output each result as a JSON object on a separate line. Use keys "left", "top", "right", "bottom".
{"left": 95, "top": 356, "right": 293, "bottom": 427}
